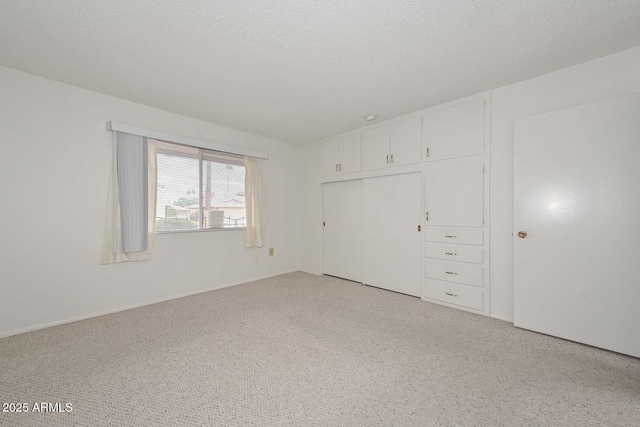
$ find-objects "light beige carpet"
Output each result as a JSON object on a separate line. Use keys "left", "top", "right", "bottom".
{"left": 1, "top": 272, "right": 639, "bottom": 426}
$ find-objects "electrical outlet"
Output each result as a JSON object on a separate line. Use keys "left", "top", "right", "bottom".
{"left": 253, "top": 253, "right": 258, "bottom": 262}
{"left": 269, "top": 247, "right": 274, "bottom": 256}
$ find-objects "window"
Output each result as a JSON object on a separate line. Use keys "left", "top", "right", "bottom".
{"left": 155, "top": 140, "right": 246, "bottom": 232}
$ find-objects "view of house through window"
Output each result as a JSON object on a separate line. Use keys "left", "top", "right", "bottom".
{"left": 155, "top": 141, "right": 246, "bottom": 232}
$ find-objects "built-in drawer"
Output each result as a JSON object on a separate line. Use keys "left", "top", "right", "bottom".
{"left": 424, "top": 243, "right": 483, "bottom": 264}
{"left": 424, "top": 228, "right": 483, "bottom": 245}
{"left": 424, "top": 259, "right": 483, "bottom": 287}
{"left": 424, "top": 279, "right": 484, "bottom": 311}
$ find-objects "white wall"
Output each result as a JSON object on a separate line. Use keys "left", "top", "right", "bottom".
{"left": 300, "top": 45, "right": 640, "bottom": 322}
{"left": 2, "top": 46, "right": 639, "bottom": 337}
{"left": 0, "top": 66, "right": 301, "bottom": 338}
{"left": 490, "top": 46, "right": 640, "bottom": 321}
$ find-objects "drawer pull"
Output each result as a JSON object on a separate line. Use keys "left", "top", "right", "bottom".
{"left": 445, "top": 235, "right": 457, "bottom": 238}
{"left": 445, "top": 292, "right": 458, "bottom": 297}
{"left": 444, "top": 252, "right": 457, "bottom": 256}
{"left": 445, "top": 271, "right": 457, "bottom": 275}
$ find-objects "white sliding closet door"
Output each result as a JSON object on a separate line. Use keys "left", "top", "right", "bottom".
{"left": 363, "top": 173, "right": 421, "bottom": 297}
{"left": 323, "top": 180, "right": 362, "bottom": 282}
{"left": 514, "top": 92, "right": 640, "bottom": 358}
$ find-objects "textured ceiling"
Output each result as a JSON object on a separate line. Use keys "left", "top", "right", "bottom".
{"left": 1, "top": 1, "right": 640, "bottom": 144}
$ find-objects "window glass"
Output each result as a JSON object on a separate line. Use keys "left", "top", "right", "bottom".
{"left": 155, "top": 141, "right": 245, "bottom": 232}
{"left": 202, "top": 159, "right": 246, "bottom": 229}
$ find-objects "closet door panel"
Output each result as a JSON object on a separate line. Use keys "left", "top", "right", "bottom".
{"left": 323, "top": 180, "right": 362, "bottom": 282}
{"left": 363, "top": 173, "right": 421, "bottom": 297}
{"left": 424, "top": 163, "right": 484, "bottom": 227}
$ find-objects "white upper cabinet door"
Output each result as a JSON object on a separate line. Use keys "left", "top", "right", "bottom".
{"left": 423, "top": 99, "right": 485, "bottom": 161}
{"left": 424, "top": 163, "right": 484, "bottom": 227}
{"left": 339, "top": 133, "right": 362, "bottom": 174}
{"left": 321, "top": 138, "right": 340, "bottom": 176}
{"left": 389, "top": 116, "right": 422, "bottom": 166}
{"left": 362, "top": 126, "right": 390, "bottom": 171}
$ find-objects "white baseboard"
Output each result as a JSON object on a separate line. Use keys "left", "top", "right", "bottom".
{"left": 299, "top": 269, "right": 322, "bottom": 276}
{"left": 0, "top": 269, "right": 300, "bottom": 340}
{"left": 490, "top": 313, "right": 514, "bottom": 323}
{"left": 210, "top": 269, "right": 300, "bottom": 291}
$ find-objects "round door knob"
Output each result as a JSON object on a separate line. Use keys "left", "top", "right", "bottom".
{"left": 518, "top": 231, "right": 528, "bottom": 238}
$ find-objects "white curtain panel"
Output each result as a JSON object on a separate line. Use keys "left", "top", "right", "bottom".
{"left": 102, "top": 133, "right": 157, "bottom": 264}
{"left": 244, "top": 157, "right": 265, "bottom": 248}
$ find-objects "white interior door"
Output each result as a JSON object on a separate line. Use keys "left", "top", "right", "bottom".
{"left": 514, "top": 92, "right": 640, "bottom": 358}
{"left": 363, "top": 173, "right": 422, "bottom": 297}
{"left": 424, "top": 163, "right": 484, "bottom": 227}
{"left": 323, "top": 180, "right": 362, "bottom": 282}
